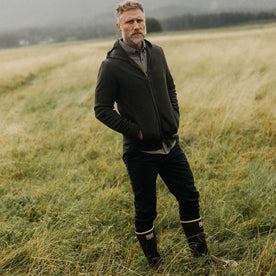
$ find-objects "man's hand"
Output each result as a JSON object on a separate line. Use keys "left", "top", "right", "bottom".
{"left": 138, "top": 130, "right": 143, "bottom": 140}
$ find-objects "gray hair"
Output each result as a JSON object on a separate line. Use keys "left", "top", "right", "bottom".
{"left": 115, "top": 1, "right": 144, "bottom": 23}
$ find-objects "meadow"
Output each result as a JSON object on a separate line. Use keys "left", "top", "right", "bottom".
{"left": 0, "top": 24, "right": 275, "bottom": 275}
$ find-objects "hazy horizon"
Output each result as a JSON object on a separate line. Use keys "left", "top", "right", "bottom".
{"left": 1, "top": 0, "right": 276, "bottom": 31}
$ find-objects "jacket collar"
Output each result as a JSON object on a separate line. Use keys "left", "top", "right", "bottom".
{"left": 119, "top": 39, "right": 146, "bottom": 55}
{"left": 106, "top": 39, "right": 152, "bottom": 77}
{"left": 107, "top": 39, "right": 152, "bottom": 60}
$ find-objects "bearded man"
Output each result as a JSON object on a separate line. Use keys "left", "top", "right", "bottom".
{"left": 94, "top": 0, "right": 233, "bottom": 270}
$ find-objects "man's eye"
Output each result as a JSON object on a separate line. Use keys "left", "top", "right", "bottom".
{"left": 127, "top": 20, "right": 134, "bottom": 24}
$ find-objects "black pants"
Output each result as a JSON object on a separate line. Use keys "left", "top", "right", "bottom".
{"left": 123, "top": 143, "right": 200, "bottom": 233}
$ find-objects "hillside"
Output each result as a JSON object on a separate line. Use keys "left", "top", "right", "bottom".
{"left": 0, "top": 24, "right": 275, "bottom": 275}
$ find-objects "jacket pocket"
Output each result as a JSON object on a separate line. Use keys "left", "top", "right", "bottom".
{"left": 141, "top": 130, "right": 161, "bottom": 145}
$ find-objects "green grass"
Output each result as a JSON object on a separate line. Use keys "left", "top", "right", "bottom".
{"left": 0, "top": 24, "right": 275, "bottom": 275}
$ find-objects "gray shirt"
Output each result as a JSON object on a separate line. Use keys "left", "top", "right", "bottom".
{"left": 119, "top": 39, "right": 147, "bottom": 75}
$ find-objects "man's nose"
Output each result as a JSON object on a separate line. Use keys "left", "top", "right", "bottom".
{"left": 133, "top": 20, "right": 139, "bottom": 29}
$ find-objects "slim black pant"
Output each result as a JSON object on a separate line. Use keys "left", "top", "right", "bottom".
{"left": 123, "top": 143, "right": 200, "bottom": 233}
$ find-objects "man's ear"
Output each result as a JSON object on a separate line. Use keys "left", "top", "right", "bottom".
{"left": 116, "top": 23, "right": 121, "bottom": 32}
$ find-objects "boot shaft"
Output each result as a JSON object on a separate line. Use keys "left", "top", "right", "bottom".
{"left": 136, "top": 229, "right": 162, "bottom": 267}
{"left": 181, "top": 218, "right": 208, "bottom": 257}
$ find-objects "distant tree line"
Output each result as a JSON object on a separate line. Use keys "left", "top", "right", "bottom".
{"left": 146, "top": 18, "right": 163, "bottom": 33}
{"left": 0, "top": 22, "right": 118, "bottom": 49}
{"left": 0, "top": 12, "right": 275, "bottom": 49}
{"left": 161, "top": 12, "right": 276, "bottom": 31}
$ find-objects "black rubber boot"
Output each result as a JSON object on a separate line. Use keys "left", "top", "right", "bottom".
{"left": 181, "top": 218, "right": 209, "bottom": 257}
{"left": 181, "top": 219, "right": 237, "bottom": 267}
{"left": 136, "top": 229, "right": 162, "bottom": 269}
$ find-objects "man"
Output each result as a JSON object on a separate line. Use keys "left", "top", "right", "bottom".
{"left": 94, "top": 0, "right": 230, "bottom": 269}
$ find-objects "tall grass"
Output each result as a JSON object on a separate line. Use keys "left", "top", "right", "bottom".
{"left": 0, "top": 24, "right": 275, "bottom": 275}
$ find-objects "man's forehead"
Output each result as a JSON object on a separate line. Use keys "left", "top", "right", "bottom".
{"left": 121, "top": 9, "right": 145, "bottom": 20}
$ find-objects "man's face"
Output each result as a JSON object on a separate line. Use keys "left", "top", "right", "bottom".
{"left": 116, "top": 8, "right": 146, "bottom": 49}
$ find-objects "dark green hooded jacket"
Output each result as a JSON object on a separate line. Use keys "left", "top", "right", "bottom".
{"left": 94, "top": 39, "right": 179, "bottom": 152}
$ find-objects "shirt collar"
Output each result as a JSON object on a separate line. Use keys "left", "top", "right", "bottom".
{"left": 119, "top": 39, "right": 146, "bottom": 55}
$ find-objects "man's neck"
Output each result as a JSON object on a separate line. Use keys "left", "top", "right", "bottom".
{"left": 122, "top": 39, "right": 142, "bottom": 50}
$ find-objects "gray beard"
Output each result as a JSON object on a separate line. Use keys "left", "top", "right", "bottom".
{"left": 122, "top": 28, "right": 147, "bottom": 46}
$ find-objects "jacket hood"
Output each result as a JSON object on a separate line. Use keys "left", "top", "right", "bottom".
{"left": 107, "top": 39, "right": 152, "bottom": 60}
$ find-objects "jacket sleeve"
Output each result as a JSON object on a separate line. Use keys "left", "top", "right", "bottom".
{"left": 162, "top": 49, "right": 180, "bottom": 117}
{"left": 94, "top": 61, "right": 140, "bottom": 139}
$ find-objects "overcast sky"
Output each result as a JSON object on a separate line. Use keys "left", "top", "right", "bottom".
{"left": 1, "top": 0, "right": 276, "bottom": 31}
{"left": 0, "top": 0, "right": 183, "bottom": 30}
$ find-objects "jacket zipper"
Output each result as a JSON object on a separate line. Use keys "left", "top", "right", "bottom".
{"left": 146, "top": 50, "right": 163, "bottom": 140}
{"left": 147, "top": 76, "right": 162, "bottom": 138}
{"left": 129, "top": 60, "right": 163, "bottom": 139}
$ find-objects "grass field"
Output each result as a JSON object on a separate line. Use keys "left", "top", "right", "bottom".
{"left": 0, "top": 24, "right": 275, "bottom": 275}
